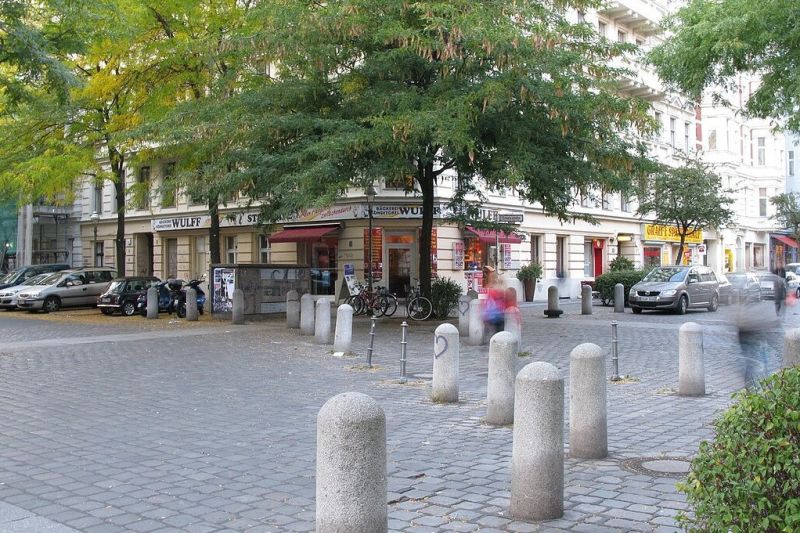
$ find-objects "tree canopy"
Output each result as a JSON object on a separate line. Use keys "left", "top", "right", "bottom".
{"left": 637, "top": 159, "right": 734, "bottom": 264}
{"left": 771, "top": 193, "right": 800, "bottom": 243}
{"left": 649, "top": 0, "right": 800, "bottom": 131}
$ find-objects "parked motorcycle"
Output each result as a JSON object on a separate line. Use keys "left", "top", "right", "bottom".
{"left": 173, "top": 279, "right": 206, "bottom": 318}
{"left": 136, "top": 279, "right": 182, "bottom": 317}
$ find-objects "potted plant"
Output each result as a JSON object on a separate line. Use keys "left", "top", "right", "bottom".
{"left": 516, "top": 262, "right": 542, "bottom": 302}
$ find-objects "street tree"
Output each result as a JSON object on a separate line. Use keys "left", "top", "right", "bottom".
{"left": 771, "top": 193, "right": 800, "bottom": 243}
{"left": 649, "top": 0, "right": 800, "bottom": 131}
{"left": 227, "top": 0, "right": 656, "bottom": 297}
{"left": 637, "top": 159, "right": 734, "bottom": 264}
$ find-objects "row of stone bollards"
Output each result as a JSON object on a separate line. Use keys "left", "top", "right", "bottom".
{"left": 144, "top": 286, "right": 201, "bottom": 322}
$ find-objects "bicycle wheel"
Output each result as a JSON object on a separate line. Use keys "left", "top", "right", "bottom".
{"left": 369, "top": 295, "right": 385, "bottom": 317}
{"left": 407, "top": 296, "right": 433, "bottom": 321}
{"left": 346, "top": 295, "right": 365, "bottom": 315}
{"left": 380, "top": 294, "right": 398, "bottom": 317}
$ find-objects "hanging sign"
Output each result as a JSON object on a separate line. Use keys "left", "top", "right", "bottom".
{"left": 453, "top": 241, "right": 465, "bottom": 270}
{"left": 502, "top": 243, "right": 512, "bottom": 269}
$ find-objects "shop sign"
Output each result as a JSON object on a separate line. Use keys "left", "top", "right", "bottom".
{"left": 453, "top": 242, "right": 465, "bottom": 270}
{"left": 363, "top": 228, "right": 383, "bottom": 282}
{"left": 502, "top": 243, "right": 512, "bottom": 269}
{"left": 152, "top": 211, "right": 260, "bottom": 232}
{"left": 497, "top": 213, "right": 524, "bottom": 224}
{"left": 697, "top": 244, "right": 707, "bottom": 255}
{"left": 644, "top": 224, "right": 703, "bottom": 244}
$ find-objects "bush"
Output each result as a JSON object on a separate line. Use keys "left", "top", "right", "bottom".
{"left": 595, "top": 270, "right": 645, "bottom": 305}
{"left": 516, "top": 262, "right": 542, "bottom": 281}
{"left": 431, "top": 277, "right": 463, "bottom": 318}
{"left": 608, "top": 256, "right": 634, "bottom": 272}
{"left": 678, "top": 368, "right": 800, "bottom": 532}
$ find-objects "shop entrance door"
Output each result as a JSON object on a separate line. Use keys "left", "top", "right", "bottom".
{"left": 386, "top": 233, "right": 415, "bottom": 297}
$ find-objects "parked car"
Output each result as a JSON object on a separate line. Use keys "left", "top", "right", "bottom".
{"left": 97, "top": 276, "right": 160, "bottom": 316}
{"left": 784, "top": 263, "right": 800, "bottom": 275}
{"left": 724, "top": 271, "right": 762, "bottom": 303}
{"left": 628, "top": 265, "right": 720, "bottom": 315}
{"left": 0, "top": 263, "right": 70, "bottom": 290}
{"left": 0, "top": 273, "right": 54, "bottom": 310}
{"left": 753, "top": 270, "right": 784, "bottom": 300}
{"left": 16, "top": 267, "right": 117, "bottom": 312}
{"left": 786, "top": 271, "right": 800, "bottom": 298}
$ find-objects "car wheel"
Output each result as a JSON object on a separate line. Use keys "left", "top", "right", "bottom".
{"left": 43, "top": 296, "right": 61, "bottom": 313}
{"left": 122, "top": 301, "right": 136, "bottom": 317}
{"left": 676, "top": 295, "right": 688, "bottom": 315}
{"left": 796, "top": 287, "right": 800, "bottom": 299}
{"left": 708, "top": 294, "right": 719, "bottom": 312}
{"left": 631, "top": 306, "right": 642, "bottom": 314}
{"left": 100, "top": 308, "right": 114, "bottom": 316}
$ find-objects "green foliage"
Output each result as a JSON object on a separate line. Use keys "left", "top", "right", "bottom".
{"left": 771, "top": 193, "right": 800, "bottom": 243}
{"left": 678, "top": 368, "right": 800, "bottom": 532}
{"left": 637, "top": 159, "right": 734, "bottom": 265}
{"left": 595, "top": 270, "right": 645, "bottom": 305}
{"left": 609, "top": 256, "right": 634, "bottom": 272}
{"left": 430, "top": 277, "right": 463, "bottom": 319}
{"left": 649, "top": 0, "right": 800, "bottom": 132}
{"left": 516, "top": 262, "right": 543, "bottom": 282}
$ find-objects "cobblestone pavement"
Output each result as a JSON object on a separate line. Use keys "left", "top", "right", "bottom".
{"left": 0, "top": 300, "right": 795, "bottom": 532}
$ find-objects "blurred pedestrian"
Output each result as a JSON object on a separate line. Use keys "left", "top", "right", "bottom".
{"left": 482, "top": 266, "right": 506, "bottom": 337}
{"left": 774, "top": 268, "right": 787, "bottom": 317}
{"left": 735, "top": 301, "right": 781, "bottom": 390}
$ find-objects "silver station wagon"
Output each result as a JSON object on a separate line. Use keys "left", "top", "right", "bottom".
{"left": 629, "top": 265, "right": 720, "bottom": 315}
{"left": 16, "top": 267, "right": 118, "bottom": 312}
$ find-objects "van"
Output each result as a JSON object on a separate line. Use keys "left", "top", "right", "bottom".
{"left": 628, "top": 265, "right": 720, "bottom": 315}
{"left": 0, "top": 263, "right": 71, "bottom": 290}
{"left": 16, "top": 267, "right": 117, "bottom": 312}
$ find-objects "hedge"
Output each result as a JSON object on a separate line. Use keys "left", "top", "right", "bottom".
{"left": 595, "top": 270, "right": 646, "bottom": 306}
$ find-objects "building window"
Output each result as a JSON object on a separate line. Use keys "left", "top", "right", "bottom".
{"left": 669, "top": 117, "right": 677, "bottom": 148}
{"left": 708, "top": 130, "right": 717, "bottom": 150}
{"left": 684, "top": 122, "right": 690, "bottom": 152}
{"left": 583, "top": 241, "right": 593, "bottom": 277}
{"left": 136, "top": 166, "right": 151, "bottom": 209}
{"left": 530, "top": 234, "right": 542, "bottom": 264}
{"left": 577, "top": 10, "right": 585, "bottom": 22}
{"left": 164, "top": 238, "right": 178, "bottom": 278}
{"left": 598, "top": 21, "right": 607, "bottom": 37}
{"left": 93, "top": 183, "right": 103, "bottom": 214}
{"left": 617, "top": 30, "right": 626, "bottom": 42}
{"left": 94, "top": 241, "right": 104, "bottom": 267}
{"left": 162, "top": 162, "right": 176, "bottom": 208}
{"left": 759, "top": 187, "right": 768, "bottom": 217}
{"left": 653, "top": 111, "right": 662, "bottom": 141}
{"left": 259, "top": 235, "right": 271, "bottom": 263}
{"left": 635, "top": 37, "right": 644, "bottom": 47}
{"left": 556, "top": 236, "right": 567, "bottom": 278}
{"left": 620, "top": 195, "right": 630, "bottom": 212}
{"left": 643, "top": 246, "right": 661, "bottom": 268}
{"left": 790, "top": 150, "right": 795, "bottom": 176}
{"left": 601, "top": 189, "right": 611, "bottom": 210}
{"left": 757, "top": 137, "right": 766, "bottom": 166}
{"left": 194, "top": 236, "right": 208, "bottom": 280}
{"left": 225, "top": 236, "right": 238, "bottom": 264}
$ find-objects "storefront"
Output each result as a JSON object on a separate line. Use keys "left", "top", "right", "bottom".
{"left": 771, "top": 234, "right": 799, "bottom": 270}
{"left": 642, "top": 223, "right": 704, "bottom": 267}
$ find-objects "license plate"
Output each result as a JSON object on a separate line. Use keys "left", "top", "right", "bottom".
{"left": 639, "top": 296, "right": 655, "bottom": 302}
{"left": 101, "top": 297, "right": 111, "bottom": 303}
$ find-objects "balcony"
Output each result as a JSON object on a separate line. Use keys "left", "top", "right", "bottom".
{"left": 598, "top": 0, "right": 666, "bottom": 35}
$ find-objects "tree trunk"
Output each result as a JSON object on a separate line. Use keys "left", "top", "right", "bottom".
{"left": 675, "top": 235, "right": 686, "bottom": 265}
{"left": 418, "top": 162, "right": 435, "bottom": 299}
{"left": 111, "top": 159, "right": 126, "bottom": 276}
{"left": 209, "top": 196, "right": 221, "bottom": 264}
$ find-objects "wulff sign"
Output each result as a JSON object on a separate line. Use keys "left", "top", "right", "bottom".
{"left": 643, "top": 224, "right": 704, "bottom": 244}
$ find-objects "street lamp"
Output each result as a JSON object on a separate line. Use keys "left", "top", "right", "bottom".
{"left": 365, "top": 184, "right": 377, "bottom": 294}
{"left": 90, "top": 211, "right": 100, "bottom": 266}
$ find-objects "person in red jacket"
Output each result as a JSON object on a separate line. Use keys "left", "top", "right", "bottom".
{"left": 482, "top": 266, "right": 506, "bottom": 336}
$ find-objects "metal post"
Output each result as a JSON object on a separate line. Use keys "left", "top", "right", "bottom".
{"left": 610, "top": 320, "right": 620, "bottom": 381}
{"left": 366, "top": 316, "right": 377, "bottom": 368}
{"left": 495, "top": 211, "right": 500, "bottom": 270}
{"left": 368, "top": 202, "right": 373, "bottom": 294}
{"left": 399, "top": 321, "right": 408, "bottom": 383}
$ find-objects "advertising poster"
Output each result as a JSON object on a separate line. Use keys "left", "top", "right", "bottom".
{"left": 453, "top": 241, "right": 464, "bottom": 270}
{"left": 502, "top": 243, "right": 512, "bottom": 269}
{"left": 212, "top": 267, "right": 236, "bottom": 313}
{"left": 363, "top": 228, "right": 383, "bottom": 282}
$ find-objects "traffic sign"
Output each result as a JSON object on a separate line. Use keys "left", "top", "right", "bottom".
{"left": 497, "top": 213, "right": 524, "bottom": 224}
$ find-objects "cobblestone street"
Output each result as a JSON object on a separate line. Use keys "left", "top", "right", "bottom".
{"left": 0, "top": 301, "right": 793, "bottom": 532}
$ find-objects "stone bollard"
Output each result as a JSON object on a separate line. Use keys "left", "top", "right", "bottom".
{"left": 334, "top": 304, "right": 354, "bottom": 353}
{"left": 614, "top": 283, "right": 625, "bottom": 313}
{"left": 467, "top": 299, "right": 485, "bottom": 346}
{"left": 581, "top": 285, "right": 592, "bottom": 315}
{"left": 286, "top": 290, "right": 300, "bottom": 329}
{"left": 232, "top": 288, "right": 244, "bottom": 325}
{"left": 316, "top": 392, "right": 387, "bottom": 533}
{"left": 783, "top": 328, "right": 800, "bottom": 368}
{"left": 679, "top": 322, "right": 705, "bottom": 396}
{"left": 511, "top": 362, "right": 564, "bottom": 520}
{"left": 432, "top": 323, "right": 460, "bottom": 403}
{"left": 300, "top": 293, "right": 315, "bottom": 336}
{"left": 146, "top": 286, "right": 158, "bottom": 319}
{"left": 569, "top": 343, "right": 607, "bottom": 459}
{"left": 186, "top": 287, "right": 199, "bottom": 321}
{"left": 315, "top": 298, "right": 332, "bottom": 345}
{"left": 457, "top": 295, "right": 471, "bottom": 337}
{"left": 504, "top": 306, "right": 521, "bottom": 345}
{"left": 544, "top": 285, "right": 563, "bottom": 318}
{"left": 486, "top": 331, "right": 518, "bottom": 426}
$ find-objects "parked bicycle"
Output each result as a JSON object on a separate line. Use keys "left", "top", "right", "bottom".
{"left": 345, "top": 282, "right": 397, "bottom": 317}
{"left": 406, "top": 283, "right": 433, "bottom": 321}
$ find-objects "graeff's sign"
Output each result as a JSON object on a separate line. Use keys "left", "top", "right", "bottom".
{"left": 644, "top": 224, "right": 703, "bottom": 244}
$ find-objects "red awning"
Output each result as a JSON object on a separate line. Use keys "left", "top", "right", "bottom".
{"left": 269, "top": 224, "right": 340, "bottom": 243}
{"left": 774, "top": 235, "right": 799, "bottom": 248}
{"left": 465, "top": 226, "right": 522, "bottom": 244}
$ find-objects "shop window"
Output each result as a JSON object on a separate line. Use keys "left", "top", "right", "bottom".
{"left": 225, "top": 236, "right": 238, "bottom": 264}
{"left": 304, "top": 240, "right": 337, "bottom": 296}
{"left": 194, "top": 236, "right": 208, "bottom": 279}
{"left": 464, "top": 238, "right": 484, "bottom": 271}
{"left": 259, "top": 235, "right": 271, "bottom": 263}
{"left": 753, "top": 244, "right": 764, "bottom": 269}
{"left": 162, "top": 162, "right": 176, "bottom": 208}
{"left": 643, "top": 246, "right": 661, "bottom": 268}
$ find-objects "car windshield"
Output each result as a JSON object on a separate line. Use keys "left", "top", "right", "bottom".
{"left": 107, "top": 280, "right": 126, "bottom": 293}
{"left": 0, "top": 269, "right": 23, "bottom": 284}
{"left": 21, "top": 274, "right": 49, "bottom": 286}
{"left": 643, "top": 267, "right": 687, "bottom": 283}
{"left": 36, "top": 273, "right": 63, "bottom": 285}
{"left": 727, "top": 274, "right": 748, "bottom": 286}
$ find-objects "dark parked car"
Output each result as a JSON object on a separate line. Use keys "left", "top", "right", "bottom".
{"left": 724, "top": 271, "right": 761, "bottom": 303}
{"left": 97, "top": 276, "right": 160, "bottom": 316}
{"left": 628, "top": 265, "right": 720, "bottom": 314}
{"left": 0, "top": 263, "right": 70, "bottom": 290}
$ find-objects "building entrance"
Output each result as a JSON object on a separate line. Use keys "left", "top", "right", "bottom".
{"left": 386, "top": 232, "right": 415, "bottom": 297}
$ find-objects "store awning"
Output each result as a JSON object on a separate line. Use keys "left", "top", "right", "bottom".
{"left": 269, "top": 224, "right": 340, "bottom": 243}
{"left": 465, "top": 226, "right": 522, "bottom": 244}
{"left": 773, "top": 235, "right": 799, "bottom": 248}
